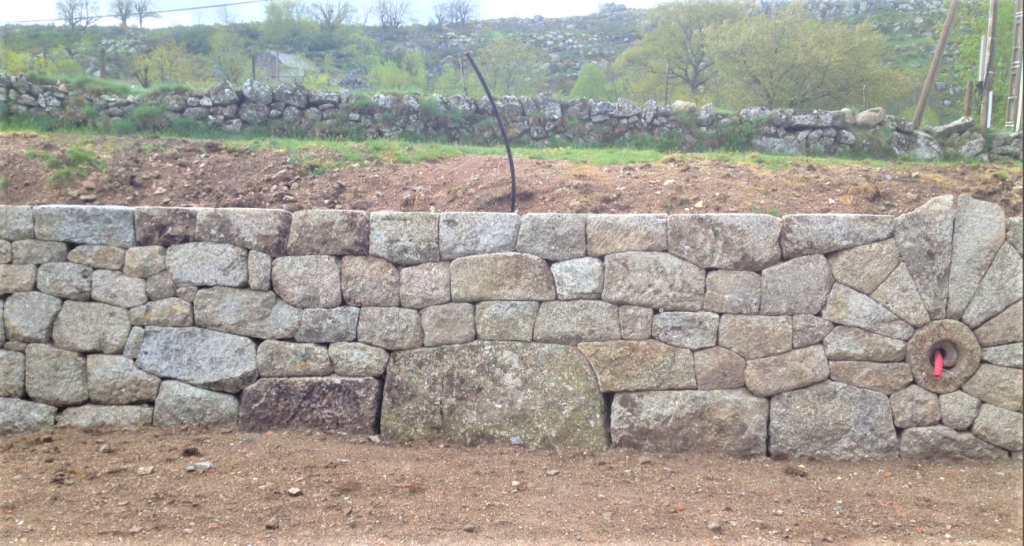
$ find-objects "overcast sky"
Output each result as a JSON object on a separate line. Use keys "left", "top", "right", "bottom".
{"left": 0, "top": 0, "right": 665, "bottom": 28}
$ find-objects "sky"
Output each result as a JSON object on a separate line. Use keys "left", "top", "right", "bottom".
{"left": 0, "top": 0, "right": 666, "bottom": 28}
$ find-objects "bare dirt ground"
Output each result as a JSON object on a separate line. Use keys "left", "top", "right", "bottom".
{"left": 0, "top": 428, "right": 1021, "bottom": 545}
{"left": 1, "top": 132, "right": 1022, "bottom": 216}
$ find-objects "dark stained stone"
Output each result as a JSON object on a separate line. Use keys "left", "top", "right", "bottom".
{"left": 239, "top": 376, "right": 381, "bottom": 434}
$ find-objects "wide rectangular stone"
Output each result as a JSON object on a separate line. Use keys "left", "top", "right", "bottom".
{"left": 134, "top": 207, "right": 198, "bottom": 246}
{"left": 272, "top": 255, "right": 343, "bottom": 308}
{"left": 399, "top": 262, "right": 451, "bottom": 309}
{"left": 0, "top": 205, "right": 35, "bottom": 240}
{"left": 86, "top": 354, "right": 160, "bottom": 405}
{"left": 439, "top": 212, "right": 520, "bottom": 259}
{"left": 475, "top": 301, "right": 538, "bottom": 341}
{"left": 166, "top": 243, "right": 248, "bottom": 287}
{"left": 828, "top": 360, "right": 913, "bottom": 395}
{"left": 669, "top": 214, "right": 781, "bottom": 271}
{"left": 533, "top": 300, "right": 621, "bottom": 344}
{"left": 256, "top": 340, "right": 333, "bottom": 377}
{"left": 578, "top": 340, "right": 695, "bottom": 392}
{"left": 5, "top": 291, "right": 63, "bottom": 343}
{"left": 195, "top": 208, "right": 292, "bottom": 256}
{"left": 33, "top": 205, "right": 136, "bottom": 247}
{"left": 781, "top": 214, "right": 894, "bottom": 259}
{"left": 356, "top": 306, "right": 423, "bottom": 350}
{"left": 823, "top": 326, "right": 907, "bottom": 361}
{"left": 136, "top": 326, "right": 257, "bottom": 393}
{"left": 287, "top": 210, "right": 370, "bottom": 255}
{"left": 153, "top": 380, "right": 239, "bottom": 427}
{"left": 0, "top": 264, "right": 36, "bottom": 294}
{"left": 899, "top": 426, "right": 1008, "bottom": 460}
{"left": 11, "top": 240, "right": 67, "bottom": 264}
{"left": 602, "top": 252, "right": 704, "bottom": 311}
{"left": 981, "top": 343, "right": 1022, "bottom": 368}
{"left": 515, "top": 213, "right": 586, "bottom": 261}
{"left": 67, "top": 245, "right": 125, "bottom": 270}
{"left": 194, "top": 287, "right": 300, "bottom": 339}
{"left": 586, "top": 214, "right": 667, "bottom": 256}
{"left": 370, "top": 212, "right": 439, "bottom": 265}
{"left": 450, "top": 253, "right": 555, "bottom": 302}
{"left": 294, "top": 307, "right": 359, "bottom": 343}
{"left": 962, "top": 364, "right": 1023, "bottom": 412}
{"left": 57, "top": 405, "right": 153, "bottom": 427}
{"left": 745, "top": 345, "right": 829, "bottom": 397}
{"left": 704, "top": 270, "right": 760, "bottom": 315}
{"left": 718, "top": 315, "right": 792, "bottom": 359}
{"left": 52, "top": 301, "right": 131, "bottom": 354}
{"left": 0, "top": 398, "right": 56, "bottom": 434}
{"left": 329, "top": 342, "right": 389, "bottom": 377}
{"left": 652, "top": 311, "right": 719, "bottom": 350}
{"left": 240, "top": 376, "right": 382, "bottom": 433}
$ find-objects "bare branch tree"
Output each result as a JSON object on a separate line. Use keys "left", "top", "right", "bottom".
{"left": 133, "top": 0, "right": 160, "bottom": 27}
{"left": 306, "top": 1, "right": 355, "bottom": 32}
{"left": 369, "top": 0, "right": 411, "bottom": 27}
{"left": 430, "top": 2, "right": 449, "bottom": 26}
{"left": 109, "top": 0, "right": 133, "bottom": 27}
{"left": 215, "top": 5, "right": 238, "bottom": 25}
{"left": 56, "top": 0, "right": 101, "bottom": 29}
{"left": 446, "top": 0, "right": 476, "bottom": 25}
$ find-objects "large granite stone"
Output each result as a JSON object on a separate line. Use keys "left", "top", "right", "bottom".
{"left": 341, "top": 256, "right": 399, "bottom": 307}
{"left": 134, "top": 207, "right": 198, "bottom": 246}
{"left": 793, "top": 314, "right": 834, "bottom": 349}
{"left": 0, "top": 398, "right": 56, "bottom": 434}
{"left": 5, "top": 292, "right": 62, "bottom": 343}
{"left": 947, "top": 196, "right": 1006, "bottom": 319}
{"left": 33, "top": 205, "right": 136, "bottom": 247}
{"left": 58, "top": 405, "right": 153, "bottom": 427}
{"left": 745, "top": 345, "right": 829, "bottom": 397}
{"left": 961, "top": 243, "right": 1023, "bottom": 328}
{"left": 770, "top": 381, "right": 898, "bottom": 461}
{"left": 551, "top": 257, "right": 603, "bottom": 300}
{"left": 906, "top": 320, "right": 981, "bottom": 394}
{"left": 827, "top": 239, "right": 899, "bottom": 294}
{"left": 0, "top": 205, "right": 35, "bottom": 240}
{"left": 136, "top": 326, "right": 257, "bottom": 393}
{"left": 123, "top": 246, "right": 166, "bottom": 279}
{"left": 939, "top": 390, "right": 981, "bottom": 430}
{"left": 91, "top": 270, "right": 148, "bottom": 308}
{"left": 668, "top": 214, "right": 781, "bottom": 270}
{"left": 651, "top": 312, "right": 719, "bottom": 350}
{"left": 0, "top": 349, "right": 26, "bottom": 398}
{"left": 256, "top": 340, "right": 333, "bottom": 377}
{"left": 971, "top": 403, "right": 1023, "bottom": 451}
{"left": 240, "top": 376, "right": 381, "bottom": 433}
{"left": 823, "top": 326, "right": 906, "bottom": 361}
{"left": 475, "top": 301, "right": 537, "bottom": 341}
{"left": 0, "top": 241, "right": 8, "bottom": 264}
{"left": 128, "top": 298, "right": 193, "bottom": 327}
{"left": 828, "top": 360, "right": 912, "bottom": 395}
{"left": 515, "top": 213, "right": 586, "bottom": 261}
{"left": 356, "top": 306, "right": 423, "bottom": 350}
{"left": 24, "top": 343, "right": 88, "bottom": 407}
{"left": 619, "top": 306, "right": 653, "bottom": 340}
{"left": 578, "top": 340, "right": 695, "bottom": 392}
{"left": 294, "top": 307, "right": 359, "bottom": 343}
{"left": 11, "top": 240, "right": 68, "bottom": 264}
{"left": 891, "top": 385, "right": 940, "bottom": 428}
{"left": 704, "top": 270, "right": 760, "bottom": 315}
{"left": 166, "top": 243, "right": 248, "bottom": 287}
{"left": 329, "top": 342, "right": 389, "bottom": 377}
{"left": 421, "top": 303, "right": 476, "bottom": 347}
{"left": 602, "top": 252, "right": 704, "bottom": 310}
{"left": 86, "top": 354, "right": 160, "bottom": 405}
{"left": 381, "top": 341, "right": 607, "bottom": 449}
{"left": 822, "top": 283, "right": 914, "bottom": 340}
{"left": 760, "top": 254, "right": 834, "bottom": 315}
{"left": 893, "top": 196, "right": 955, "bottom": 319}
{"left": 399, "top": 262, "right": 450, "bottom": 309}
{"left": 718, "top": 315, "right": 791, "bottom": 359}
{"left": 67, "top": 245, "right": 125, "bottom": 270}
{"left": 153, "top": 380, "right": 239, "bottom": 427}
{"left": 370, "top": 212, "right": 439, "bottom": 265}
{"left": 195, "top": 208, "right": 291, "bottom": 256}
{"left": 0, "top": 264, "right": 36, "bottom": 294}
{"left": 534, "top": 300, "right": 621, "bottom": 344}
{"left": 974, "top": 300, "right": 1023, "bottom": 347}
{"left": 870, "top": 263, "right": 931, "bottom": 327}
{"left": 52, "top": 301, "right": 131, "bottom": 354}
{"left": 962, "top": 364, "right": 1023, "bottom": 412}
{"left": 193, "top": 287, "right": 300, "bottom": 339}
{"left": 610, "top": 389, "right": 768, "bottom": 457}
{"left": 587, "top": 214, "right": 667, "bottom": 256}
{"left": 981, "top": 343, "right": 1022, "bottom": 368}
{"left": 780, "top": 214, "right": 894, "bottom": 259}
{"left": 286, "top": 210, "right": 370, "bottom": 255}
{"left": 248, "top": 251, "right": 272, "bottom": 291}
{"left": 271, "top": 255, "right": 342, "bottom": 308}
{"left": 36, "top": 262, "right": 91, "bottom": 301}
{"left": 693, "top": 347, "right": 746, "bottom": 390}
{"left": 439, "top": 212, "right": 520, "bottom": 259}
{"left": 900, "top": 426, "right": 1007, "bottom": 459}
{"left": 450, "top": 253, "right": 555, "bottom": 302}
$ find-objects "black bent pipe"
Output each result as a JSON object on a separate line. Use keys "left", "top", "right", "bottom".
{"left": 464, "top": 51, "right": 516, "bottom": 213}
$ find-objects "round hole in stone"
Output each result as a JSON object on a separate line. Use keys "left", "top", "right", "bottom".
{"left": 928, "top": 340, "right": 959, "bottom": 369}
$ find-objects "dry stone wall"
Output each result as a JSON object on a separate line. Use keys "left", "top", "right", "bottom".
{"left": 0, "top": 200, "right": 1021, "bottom": 461}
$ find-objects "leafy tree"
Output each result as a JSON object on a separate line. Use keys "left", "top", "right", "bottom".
{"left": 473, "top": 37, "right": 545, "bottom": 96}
{"left": 705, "top": 4, "right": 910, "bottom": 109}
{"left": 131, "top": 39, "right": 205, "bottom": 87}
{"left": 261, "top": 0, "right": 319, "bottom": 51}
{"left": 368, "top": 50, "right": 426, "bottom": 91}
{"left": 570, "top": 63, "right": 609, "bottom": 100}
{"left": 208, "top": 30, "right": 250, "bottom": 84}
{"left": 940, "top": 0, "right": 1015, "bottom": 125}
{"left": 432, "top": 63, "right": 483, "bottom": 96}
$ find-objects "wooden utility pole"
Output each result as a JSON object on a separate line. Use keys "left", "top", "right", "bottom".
{"left": 1005, "top": 0, "right": 1022, "bottom": 129}
{"left": 980, "top": 0, "right": 998, "bottom": 130}
{"left": 664, "top": 64, "right": 670, "bottom": 105}
{"left": 964, "top": 81, "right": 975, "bottom": 116}
{"left": 914, "top": 0, "right": 961, "bottom": 128}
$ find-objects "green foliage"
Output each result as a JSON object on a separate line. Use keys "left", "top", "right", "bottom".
{"left": 569, "top": 63, "right": 610, "bottom": 100}
{"left": 419, "top": 95, "right": 442, "bottom": 118}
{"left": 207, "top": 30, "right": 252, "bottom": 85}
{"left": 1, "top": 48, "right": 82, "bottom": 81}
{"left": 941, "top": 0, "right": 1016, "bottom": 125}
{"left": 67, "top": 75, "right": 134, "bottom": 95}
{"left": 26, "top": 146, "right": 104, "bottom": 185}
{"left": 368, "top": 61, "right": 414, "bottom": 90}
{"left": 261, "top": 0, "right": 320, "bottom": 51}
{"left": 431, "top": 63, "right": 483, "bottom": 97}
{"left": 131, "top": 40, "right": 207, "bottom": 88}
{"left": 474, "top": 37, "right": 546, "bottom": 96}
{"left": 124, "top": 105, "right": 168, "bottom": 133}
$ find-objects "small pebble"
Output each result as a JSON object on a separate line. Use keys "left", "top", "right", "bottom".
{"left": 99, "top": 444, "right": 113, "bottom": 454}
{"left": 707, "top": 520, "right": 722, "bottom": 532}
{"left": 136, "top": 466, "right": 154, "bottom": 476}
{"left": 265, "top": 517, "right": 279, "bottom": 530}
{"left": 546, "top": 470, "right": 560, "bottom": 476}
{"left": 287, "top": 488, "right": 303, "bottom": 497}
{"left": 463, "top": 523, "right": 475, "bottom": 533}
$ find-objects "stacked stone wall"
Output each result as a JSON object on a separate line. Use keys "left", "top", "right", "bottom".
{"left": 0, "top": 200, "right": 1021, "bottom": 461}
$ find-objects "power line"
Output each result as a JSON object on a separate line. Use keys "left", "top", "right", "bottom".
{"left": 0, "top": 0, "right": 270, "bottom": 25}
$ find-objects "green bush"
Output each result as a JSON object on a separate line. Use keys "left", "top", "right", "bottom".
{"left": 127, "top": 105, "right": 168, "bottom": 133}
{"left": 420, "top": 95, "right": 442, "bottom": 118}
{"left": 67, "top": 75, "right": 135, "bottom": 96}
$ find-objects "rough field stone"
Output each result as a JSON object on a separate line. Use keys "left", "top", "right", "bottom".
{"left": 827, "top": 239, "right": 900, "bottom": 295}
{"left": 475, "top": 301, "right": 538, "bottom": 341}
{"left": 703, "top": 270, "right": 760, "bottom": 315}
{"left": 578, "top": 340, "right": 695, "bottom": 392}
{"left": 974, "top": 300, "right": 1023, "bottom": 347}
{"left": 899, "top": 426, "right": 1007, "bottom": 459}
{"left": 586, "top": 214, "right": 667, "bottom": 256}
{"left": 145, "top": 271, "right": 177, "bottom": 301}
{"left": 329, "top": 342, "right": 388, "bottom": 377}
{"left": 893, "top": 196, "right": 955, "bottom": 319}
{"left": 123, "top": 326, "right": 144, "bottom": 359}
{"left": 907, "top": 320, "right": 981, "bottom": 394}
{"left": 341, "top": 256, "right": 399, "bottom": 307}
{"left": 195, "top": 208, "right": 291, "bottom": 256}
{"left": 793, "top": 315, "right": 834, "bottom": 349}
{"left": 717, "top": 315, "right": 792, "bottom": 359}
{"left": 24, "top": 343, "right": 88, "bottom": 407}
{"left": 551, "top": 257, "right": 603, "bottom": 300}
{"left": 136, "top": 326, "right": 257, "bottom": 393}
{"left": 36, "top": 262, "right": 91, "bottom": 300}
{"left": 0, "top": 241, "right": 8, "bottom": 264}
{"left": 668, "top": 214, "right": 781, "bottom": 270}
{"left": 822, "top": 284, "right": 914, "bottom": 340}
{"left": 240, "top": 376, "right": 381, "bottom": 433}
{"left": 0, "top": 349, "right": 25, "bottom": 398}
{"left": 693, "top": 347, "right": 746, "bottom": 390}
{"left": 153, "top": 380, "right": 239, "bottom": 427}
{"left": 193, "top": 287, "right": 300, "bottom": 339}
{"left": 870, "top": 263, "right": 931, "bottom": 327}
{"left": 128, "top": 298, "right": 193, "bottom": 327}
{"left": 52, "top": 301, "right": 131, "bottom": 354}
{"left": 91, "top": 270, "right": 148, "bottom": 309}
{"left": 0, "top": 398, "right": 56, "bottom": 434}
{"left": 760, "top": 254, "right": 834, "bottom": 315}
{"left": 939, "top": 390, "right": 982, "bottom": 430}
{"left": 0, "top": 264, "right": 35, "bottom": 294}
{"left": 86, "top": 354, "right": 160, "bottom": 405}
{"left": 11, "top": 240, "right": 68, "bottom": 264}
{"left": 287, "top": 210, "right": 370, "bottom": 255}
{"left": 602, "top": 252, "right": 704, "bottom": 311}
{"left": 370, "top": 212, "right": 440, "bottom": 265}
{"left": 57, "top": 404, "right": 153, "bottom": 427}
{"left": 981, "top": 343, "right": 1022, "bottom": 368}
{"left": 1008, "top": 217, "right": 1023, "bottom": 255}
{"left": 357, "top": 306, "right": 423, "bottom": 351}
{"left": 962, "top": 364, "right": 1023, "bottom": 412}
{"left": 652, "top": 312, "right": 719, "bottom": 350}
{"left": 248, "top": 251, "right": 272, "bottom": 291}
{"left": 382, "top": 341, "right": 607, "bottom": 449}
{"left": 770, "top": 381, "right": 898, "bottom": 461}
{"left": 33, "top": 205, "right": 136, "bottom": 247}
{"left": 533, "top": 300, "right": 621, "bottom": 344}
{"left": 294, "top": 307, "right": 359, "bottom": 343}
{"left": 619, "top": 306, "right": 653, "bottom": 340}
{"left": 611, "top": 390, "right": 768, "bottom": 457}
{"left": 961, "top": 243, "right": 1023, "bottom": 328}
{"left": 256, "top": 340, "right": 332, "bottom": 377}
{"left": 123, "top": 246, "right": 166, "bottom": 279}
{"left": 439, "top": 212, "right": 520, "bottom": 259}
{"left": 134, "top": 207, "right": 198, "bottom": 246}
{"left": 745, "top": 345, "right": 829, "bottom": 397}
{"left": 823, "top": 326, "right": 906, "bottom": 361}
{"left": 272, "top": 255, "right": 342, "bottom": 309}
{"left": 67, "top": 245, "right": 125, "bottom": 270}
{"left": 0, "top": 205, "right": 35, "bottom": 240}
{"left": 450, "top": 253, "right": 555, "bottom": 302}
{"left": 971, "top": 403, "right": 1023, "bottom": 451}
{"left": 828, "top": 361, "right": 912, "bottom": 395}
{"left": 166, "top": 243, "right": 248, "bottom": 287}
{"left": 399, "top": 262, "right": 450, "bottom": 309}
{"left": 891, "top": 385, "right": 941, "bottom": 428}
{"left": 5, "top": 291, "right": 63, "bottom": 343}
{"left": 421, "top": 303, "right": 476, "bottom": 347}
{"left": 780, "top": 214, "right": 894, "bottom": 259}
{"left": 947, "top": 196, "right": 1005, "bottom": 319}
{"left": 515, "top": 213, "right": 586, "bottom": 262}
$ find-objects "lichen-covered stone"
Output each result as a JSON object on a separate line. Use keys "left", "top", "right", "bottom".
{"left": 578, "top": 340, "right": 695, "bottom": 392}
{"left": 693, "top": 347, "right": 746, "bottom": 390}
{"left": 36, "top": 262, "right": 91, "bottom": 301}
{"left": 195, "top": 208, "right": 291, "bottom": 256}
{"left": 619, "top": 305, "right": 653, "bottom": 340}
{"left": 962, "top": 364, "right": 1023, "bottom": 412}
{"left": 450, "top": 253, "right": 555, "bottom": 302}
{"left": 827, "top": 239, "right": 899, "bottom": 294}
{"left": 134, "top": 207, "right": 198, "bottom": 246}
{"left": 828, "top": 360, "right": 912, "bottom": 395}
{"left": 669, "top": 214, "right": 781, "bottom": 270}
{"left": 240, "top": 376, "right": 381, "bottom": 433}
{"left": 0, "top": 349, "right": 26, "bottom": 398}
{"left": 153, "top": 380, "right": 239, "bottom": 427}
{"left": 891, "top": 385, "right": 941, "bottom": 428}
{"left": 551, "top": 257, "right": 603, "bottom": 300}
{"left": 166, "top": 243, "right": 248, "bottom": 287}
{"left": 357, "top": 306, "right": 423, "bottom": 350}
{"left": 899, "top": 426, "right": 1007, "bottom": 459}
{"left": 906, "top": 320, "right": 981, "bottom": 394}
{"left": 611, "top": 389, "right": 767, "bottom": 457}
{"left": 893, "top": 196, "right": 955, "bottom": 319}
{"left": 341, "top": 256, "right": 399, "bottom": 307}
{"left": 33, "top": 205, "right": 136, "bottom": 247}
{"left": 256, "top": 340, "right": 333, "bottom": 377}
{"left": 939, "top": 390, "right": 982, "bottom": 430}
{"left": 193, "top": 287, "right": 300, "bottom": 339}
{"left": 475, "top": 301, "right": 537, "bottom": 341}
{"left": 515, "top": 213, "right": 586, "bottom": 261}
{"left": 870, "top": 263, "right": 931, "bottom": 327}
{"left": 271, "top": 255, "right": 342, "bottom": 309}
{"left": 760, "top": 254, "right": 834, "bottom": 315}
{"left": 90, "top": 270, "right": 148, "bottom": 309}
{"left": 0, "top": 205, "right": 35, "bottom": 240}
{"left": 823, "top": 325, "right": 906, "bottom": 361}
{"left": 947, "top": 196, "right": 1005, "bottom": 319}
{"left": 328, "top": 342, "right": 388, "bottom": 377}
{"left": 971, "top": 403, "right": 1023, "bottom": 452}
{"left": 86, "top": 354, "right": 160, "bottom": 405}
{"left": 0, "top": 264, "right": 36, "bottom": 294}
{"left": 145, "top": 271, "right": 176, "bottom": 300}
{"left": 822, "top": 284, "right": 914, "bottom": 340}
{"left": 439, "top": 212, "right": 520, "bottom": 259}
{"left": 11, "top": 240, "right": 68, "bottom": 264}
{"left": 718, "top": 315, "right": 791, "bottom": 359}
{"left": 417, "top": 303, "right": 474, "bottom": 347}
{"left": 602, "top": 252, "right": 704, "bottom": 310}
{"left": 5, "top": 291, "right": 63, "bottom": 343}
{"left": 981, "top": 343, "right": 1022, "bottom": 368}
{"left": 287, "top": 210, "right": 369, "bottom": 255}
{"left": 294, "top": 307, "right": 359, "bottom": 343}
{"left": 652, "top": 311, "right": 719, "bottom": 350}
{"left": 745, "top": 345, "right": 829, "bottom": 397}
{"left": 0, "top": 241, "right": 9, "bottom": 265}
{"left": 370, "top": 212, "right": 439, "bottom": 265}
{"left": 0, "top": 398, "right": 56, "bottom": 434}
{"left": 57, "top": 404, "right": 153, "bottom": 428}
{"left": 24, "top": 343, "right": 88, "bottom": 407}
{"left": 974, "top": 300, "right": 1023, "bottom": 347}
{"left": 52, "top": 301, "right": 131, "bottom": 354}
{"left": 123, "top": 247, "right": 166, "bottom": 279}
{"left": 248, "top": 251, "right": 272, "bottom": 291}
{"left": 792, "top": 315, "right": 833, "bottom": 349}
{"left": 123, "top": 326, "right": 144, "bottom": 359}
{"left": 780, "top": 214, "right": 894, "bottom": 259}
{"left": 586, "top": 214, "right": 667, "bottom": 256}
{"left": 127, "top": 298, "right": 193, "bottom": 328}
{"left": 961, "top": 243, "right": 1023, "bottom": 328}
{"left": 136, "top": 326, "right": 257, "bottom": 393}
{"left": 703, "top": 270, "right": 760, "bottom": 315}
{"left": 399, "top": 262, "right": 450, "bottom": 309}
{"left": 68, "top": 245, "right": 125, "bottom": 270}
{"left": 534, "top": 300, "right": 621, "bottom": 344}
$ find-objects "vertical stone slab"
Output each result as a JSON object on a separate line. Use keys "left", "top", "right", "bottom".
{"left": 893, "top": 195, "right": 955, "bottom": 320}
{"left": 0, "top": 206, "right": 35, "bottom": 241}
{"left": 961, "top": 243, "right": 1023, "bottom": 328}
{"left": 947, "top": 196, "right": 1005, "bottom": 319}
